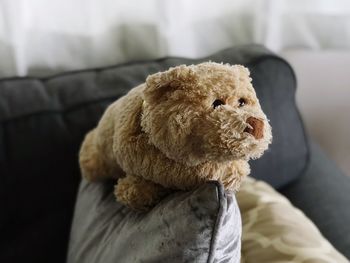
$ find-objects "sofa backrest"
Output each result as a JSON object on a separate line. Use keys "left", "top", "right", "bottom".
{"left": 0, "top": 45, "right": 309, "bottom": 262}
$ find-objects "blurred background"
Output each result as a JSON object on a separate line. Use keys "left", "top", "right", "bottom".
{"left": 0, "top": 0, "right": 349, "bottom": 176}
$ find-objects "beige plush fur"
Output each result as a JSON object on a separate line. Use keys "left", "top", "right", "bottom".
{"left": 79, "top": 62, "right": 272, "bottom": 211}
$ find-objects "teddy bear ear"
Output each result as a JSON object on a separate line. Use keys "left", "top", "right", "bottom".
{"left": 143, "top": 65, "right": 197, "bottom": 103}
{"left": 231, "top": 64, "right": 253, "bottom": 84}
{"left": 234, "top": 65, "right": 251, "bottom": 77}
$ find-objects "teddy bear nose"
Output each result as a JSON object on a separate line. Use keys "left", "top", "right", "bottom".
{"left": 244, "top": 117, "right": 264, "bottom": 139}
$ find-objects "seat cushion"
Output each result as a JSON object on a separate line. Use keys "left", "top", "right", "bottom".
{"left": 238, "top": 177, "right": 348, "bottom": 263}
{"left": 0, "top": 45, "right": 308, "bottom": 262}
{"left": 68, "top": 180, "right": 241, "bottom": 263}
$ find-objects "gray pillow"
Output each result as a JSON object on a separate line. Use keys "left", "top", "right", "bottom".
{"left": 67, "top": 179, "right": 241, "bottom": 263}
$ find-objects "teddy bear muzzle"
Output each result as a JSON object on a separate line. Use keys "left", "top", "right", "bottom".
{"left": 244, "top": 117, "right": 264, "bottom": 139}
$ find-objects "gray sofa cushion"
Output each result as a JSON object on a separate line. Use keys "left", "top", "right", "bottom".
{"left": 67, "top": 180, "right": 241, "bottom": 263}
{"left": 0, "top": 45, "right": 308, "bottom": 262}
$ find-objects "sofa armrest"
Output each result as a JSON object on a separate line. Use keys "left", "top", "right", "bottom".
{"left": 280, "top": 141, "right": 350, "bottom": 259}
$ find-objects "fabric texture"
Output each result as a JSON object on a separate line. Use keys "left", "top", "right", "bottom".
{"left": 0, "top": 45, "right": 308, "bottom": 262}
{"left": 68, "top": 180, "right": 241, "bottom": 263}
{"left": 238, "top": 176, "right": 348, "bottom": 263}
{"left": 280, "top": 142, "right": 350, "bottom": 259}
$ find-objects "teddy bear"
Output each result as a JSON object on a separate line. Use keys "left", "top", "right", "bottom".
{"left": 79, "top": 62, "right": 272, "bottom": 211}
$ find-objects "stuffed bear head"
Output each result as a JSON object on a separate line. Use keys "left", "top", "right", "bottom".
{"left": 141, "top": 62, "right": 272, "bottom": 166}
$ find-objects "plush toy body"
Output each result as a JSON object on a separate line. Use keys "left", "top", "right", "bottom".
{"left": 79, "top": 62, "right": 272, "bottom": 211}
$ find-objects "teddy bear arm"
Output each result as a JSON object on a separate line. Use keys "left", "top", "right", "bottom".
{"left": 114, "top": 175, "right": 169, "bottom": 211}
{"left": 79, "top": 129, "right": 120, "bottom": 181}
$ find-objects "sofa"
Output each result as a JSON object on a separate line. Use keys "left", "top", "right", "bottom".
{"left": 0, "top": 45, "right": 349, "bottom": 262}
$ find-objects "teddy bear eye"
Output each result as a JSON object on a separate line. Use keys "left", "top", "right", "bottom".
{"left": 212, "top": 99, "right": 225, "bottom": 109}
{"left": 238, "top": 98, "right": 246, "bottom": 107}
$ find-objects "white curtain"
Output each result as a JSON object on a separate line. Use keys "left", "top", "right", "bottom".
{"left": 1, "top": 0, "right": 350, "bottom": 77}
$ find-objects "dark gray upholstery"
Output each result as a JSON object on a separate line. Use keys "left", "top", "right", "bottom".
{"left": 280, "top": 142, "right": 350, "bottom": 259}
{"left": 1, "top": 45, "right": 348, "bottom": 262}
